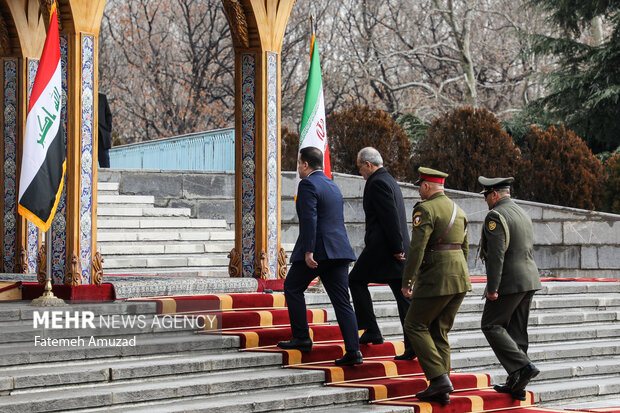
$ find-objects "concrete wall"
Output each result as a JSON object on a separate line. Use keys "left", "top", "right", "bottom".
{"left": 99, "top": 169, "right": 620, "bottom": 279}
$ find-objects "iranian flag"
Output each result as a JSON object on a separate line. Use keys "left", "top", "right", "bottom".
{"left": 18, "top": 1, "right": 66, "bottom": 232}
{"left": 298, "top": 32, "right": 331, "bottom": 178}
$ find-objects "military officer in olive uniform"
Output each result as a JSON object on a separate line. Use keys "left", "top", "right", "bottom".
{"left": 478, "top": 176, "right": 542, "bottom": 400}
{"left": 401, "top": 167, "right": 471, "bottom": 405}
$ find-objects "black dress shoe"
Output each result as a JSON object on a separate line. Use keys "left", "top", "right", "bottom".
{"left": 415, "top": 373, "right": 453, "bottom": 405}
{"left": 493, "top": 384, "right": 526, "bottom": 401}
{"left": 394, "top": 348, "right": 416, "bottom": 360}
{"left": 335, "top": 350, "right": 363, "bottom": 366}
{"left": 493, "top": 372, "right": 517, "bottom": 393}
{"left": 417, "top": 392, "right": 450, "bottom": 405}
{"left": 277, "top": 337, "right": 313, "bottom": 352}
{"left": 359, "top": 331, "right": 384, "bottom": 345}
{"left": 511, "top": 363, "right": 540, "bottom": 393}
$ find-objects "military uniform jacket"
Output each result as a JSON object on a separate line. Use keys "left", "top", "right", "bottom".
{"left": 349, "top": 168, "right": 410, "bottom": 281}
{"left": 480, "top": 197, "right": 542, "bottom": 294}
{"left": 402, "top": 192, "right": 471, "bottom": 298}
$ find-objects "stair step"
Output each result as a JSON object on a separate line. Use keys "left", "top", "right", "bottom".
{"left": 472, "top": 355, "right": 620, "bottom": 384}
{"left": 99, "top": 243, "right": 232, "bottom": 255}
{"left": 450, "top": 338, "right": 620, "bottom": 370}
{"left": 97, "top": 218, "right": 227, "bottom": 229}
{"left": 0, "top": 350, "right": 282, "bottom": 391}
{"left": 0, "top": 334, "right": 238, "bottom": 367}
{"left": 69, "top": 385, "right": 369, "bottom": 413}
{"left": 531, "top": 375, "right": 620, "bottom": 404}
{"left": 97, "top": 231, "right": 233, "bottom": 242}
{"left": 104, "top": 267, "right": 229, "bottom": 277}
{"left": 97, "top": 182, "right": 119, "bottom": 192}
{"left": 98, "top": 195, "right": 155, "bottom": 205}
{"left": 0, "top": 368, "right": 326, "bottom": 412}
{"left": 102, "top": 255, "right": 230, "bottom": 269}
{"left": 97, "top": 207, "right": 192, "bottom": 218}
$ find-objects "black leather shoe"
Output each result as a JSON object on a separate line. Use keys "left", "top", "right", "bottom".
{"left": 493, "top": 384, "right": 526, "bottom": 401}
{"left": 277, "top": 337, "right": 312, "bottom": 352}
{"left": 335, "top": 350, "right": 363, "bottom": 366}
{"left": 359, "top": 331, "right": 384, "bottom": 345}
{"left": 394, "top": 348, "right": 416, "bottom": 361}
{"left": 415, "top": 373, "right": 453, "bottom": 405}
{"left": 417, "top": 392, "right": 450, "bottom": 405}
{"left": 511, "top": 363, "right": 540, "bottom": 393}
{"left": 493, "top": 372, "right": 518, "bottom": 393}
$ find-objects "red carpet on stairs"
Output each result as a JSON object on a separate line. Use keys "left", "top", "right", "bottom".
{"left": 130, "top": 291, "right": 620, "bottom": 413}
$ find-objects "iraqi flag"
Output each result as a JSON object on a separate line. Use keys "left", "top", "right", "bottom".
{"left": 18, "top": 2, "right": 66, "bottom": 232}
{"left": 295, "top": 32, "right": 331, "bottom": 199}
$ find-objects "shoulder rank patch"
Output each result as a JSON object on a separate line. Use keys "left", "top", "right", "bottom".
{"left": 488, "top": 221, "right": 497, "bottom": 231}
{"left": 413, "top": 211, "right": 423, "bottom": 227}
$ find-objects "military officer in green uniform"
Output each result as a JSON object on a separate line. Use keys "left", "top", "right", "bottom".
{"left": 401, "top": 167, "right": 471, "bottom": 405}
{"left": 478, "top": 176, "right": 542, "bottom": 400}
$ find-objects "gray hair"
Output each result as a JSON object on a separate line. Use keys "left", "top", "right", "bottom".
{"left": 357, "top": 147, "right": 383, "bottom": 167}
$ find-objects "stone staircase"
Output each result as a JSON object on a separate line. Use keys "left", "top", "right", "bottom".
{"left": 0, "top": 281, "right": 618, "bottom": 411}
{"left": 97, "top": 182, "right": 235, "bottom": 277}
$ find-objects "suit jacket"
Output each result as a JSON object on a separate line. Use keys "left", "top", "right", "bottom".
{"left": 480, "top": 197, "right": 541, "bottom": 294}
{"left": 349, "top": 168, "right": 410, "bottom": 281}
{"left": 290, "top": 170, "right": 356, "bottom": 263}
{"left": 98, "top": 93, "right": 112, "bottom": 150}
{"left": 402, "top": 192, "right": 471, "bottom": 298}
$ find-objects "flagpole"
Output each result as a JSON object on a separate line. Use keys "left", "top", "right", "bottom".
{"left": 30, "top": 230, "right": 66, "bottom": 307}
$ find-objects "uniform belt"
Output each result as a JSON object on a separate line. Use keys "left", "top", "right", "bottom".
{"left": 426, "top": 244, "right": 462, "bottom": 252}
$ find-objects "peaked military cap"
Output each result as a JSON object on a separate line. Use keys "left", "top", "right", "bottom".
{"left": 478, "top": 176, "right": 514, "bottom": 194}
{"left": 415, "top": 167, "right": 448, "bottom": 186}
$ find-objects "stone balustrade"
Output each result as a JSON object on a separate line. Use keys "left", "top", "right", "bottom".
{"left": 98, "top": 169, "right": 620, "bottom": 278}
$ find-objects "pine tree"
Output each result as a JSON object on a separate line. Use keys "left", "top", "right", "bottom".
{"left": 525, "top": 0, "right": 620, "bottom": 153}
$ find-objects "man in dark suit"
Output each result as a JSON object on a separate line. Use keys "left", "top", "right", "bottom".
{"left": 478, "top": 176, "right": 542, "bottom": 400}
{"left": 278, "top": 147, "right": 362, "bottom": 366}
{"left": 349, "top": 147, "right": 414, "bottom": 360}
{"left": 98, "top": 92, "right": 112, "bottom": 168}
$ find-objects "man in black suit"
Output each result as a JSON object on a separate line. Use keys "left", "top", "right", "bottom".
{"left": 278, "top": 147, "right": 362, "bottom": 366}
{"left": 98, "top": 92, "right": 112, "bottom": 168}
{"left": 349, "top": 147, "right": 414, "bottom": 360}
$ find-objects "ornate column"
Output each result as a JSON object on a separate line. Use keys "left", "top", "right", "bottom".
{"left": 0, "top": 0, "right": 105, "bottom": 286}
{"left": 222, "top": 0, "right": 295, "bottom": 279}
{"left": 60, "top": 0, "right": 106, "bottom": 285}
{"left": 0, "top": 0, "right": 46, "bottom": 274}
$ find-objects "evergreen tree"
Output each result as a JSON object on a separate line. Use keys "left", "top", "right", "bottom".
{"left": 525, "top": 0, "right": 620, "bottom": 153}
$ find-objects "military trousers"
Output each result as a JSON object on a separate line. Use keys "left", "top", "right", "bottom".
{"left": 481, "top": 290, "right": 535, "bottom": 374}
{"left": 404, "top": 292, "right": 466, "bottom": 380}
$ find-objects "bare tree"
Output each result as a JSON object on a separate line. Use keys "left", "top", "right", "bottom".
{"left": 99, "top": 0, "right": 234, "bottom": 142}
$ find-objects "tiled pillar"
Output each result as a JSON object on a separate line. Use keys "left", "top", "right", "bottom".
{"left": 224, "top": 0, "right": 294, "bottom": 280}
{"left": 1, "top": 59, "right": 18, "bottom": 273}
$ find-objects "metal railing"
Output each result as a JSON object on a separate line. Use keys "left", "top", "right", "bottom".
{"left": 109, "top": 128, "right": 235, "bottom": 171}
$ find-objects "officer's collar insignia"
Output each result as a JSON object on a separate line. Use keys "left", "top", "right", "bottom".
{"left": 488, "top": 221, "right": 497, "bottom": 231}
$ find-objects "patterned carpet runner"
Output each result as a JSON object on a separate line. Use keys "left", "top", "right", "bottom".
{"left": 133, "top": 291, "right": 619, "bottom": 413}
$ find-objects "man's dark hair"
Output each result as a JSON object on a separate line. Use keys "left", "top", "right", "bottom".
{"left": 300, "top": 147, "right": 323, "bottom": 170}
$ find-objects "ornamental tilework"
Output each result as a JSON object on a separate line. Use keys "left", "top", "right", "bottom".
{"left": 266, "top": 53, "right": 279, "bottom": 279}
{"left": 51, "top": 36, "right": 69, "bottom": 284}
{"left": 2, "top": 59, "right": 17, "bottom": 273}
{"left": 241, "top": 54, "right": 256, "bottom": 278}
{"left": 27, "top": 60, "right": 40, "bottom": 273}
{"left": 80, "top": 35, "right": 94, "bottom": 284}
